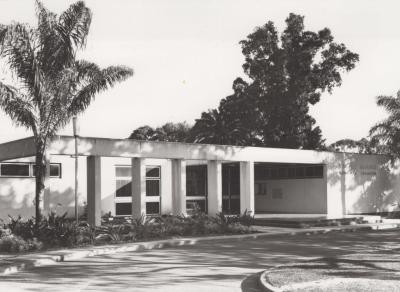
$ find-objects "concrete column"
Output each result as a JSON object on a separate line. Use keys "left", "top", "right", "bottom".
{"left": 87, "top": 156, "right": 101, "bottom": 226}
{"left": 171, "top": 159, "right": 186, "bottom": 215}
{"left": 132, "top": 157, "right": 146, "bottom": 218}
{"left": 240, "top": 161, "right": 254, "bottom": 215}
{"left": 207, "top": 160, "right": 222, "bottom": 215}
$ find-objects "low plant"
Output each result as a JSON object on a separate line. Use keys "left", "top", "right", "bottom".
{"left": 1, "top": 209, "right": 255, "bottom": 253}
{"left": 0, "top": 234, "right": 43, "bottom": 253}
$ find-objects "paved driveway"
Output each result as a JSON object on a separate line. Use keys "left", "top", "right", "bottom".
{"left": 1, "top": 230, "right": 399, "bottom": 292}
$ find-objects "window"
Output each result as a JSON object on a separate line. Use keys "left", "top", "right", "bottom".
{"left": 186, "top": 165, "right": 207, "bottom": 197}
{"left": 255, "top": 164, "right": 324, "bottom": 180}
{"left": 0, "top": 163, "right": 61, "bottom": 178}
{"left": 49, "top": 164, "right": 61, "bottom": 178}
{"left": 186, "top": 165, "right": 207, "bottom": 213}
{"left": 114, "top": 165, "right": 161, "bottom": 216}
{"left": 146, "top": 202, "right": 160, "bottom": 215}
{"left": 115, "top": 202, "right": 132, "bottom": 216}
{"left": 0, "top": 163, "right": 30, "bottom": 177}
{"left": 146, "top": 180, "right": 160, "bottom": 196}
{"left": 115, "top": 167, "right": 131, "bottom": 177}
{"left": 116, "top": 179, "right": 131, "bottom": 197}
{"left": 146, "top": 166, "right": 160, "bottom": 178}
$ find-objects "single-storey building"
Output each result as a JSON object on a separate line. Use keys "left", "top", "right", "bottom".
{"left": 0, "top": 135, "right": 399, "bottom": 225}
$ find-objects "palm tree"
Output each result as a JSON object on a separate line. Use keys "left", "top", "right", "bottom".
{"left": 369, "top": 91, "right": 400, "bottom": 158}
{"left": 0, "top": 1, "right": 133, "bottom": 223}
{"left": 191, "top": 109, "right": 248, "bottom": 145}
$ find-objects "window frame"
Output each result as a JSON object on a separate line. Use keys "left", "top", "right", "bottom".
{"left": 114, "top": 164, "right": 162, "bottom": 217}
{"left": 0, "top": 162, "right": 31, "bottom": 177}
{"left": 0, "top": 162, "right": 62, "bottom": 178}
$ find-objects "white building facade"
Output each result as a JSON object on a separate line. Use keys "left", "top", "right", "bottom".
{"left": 0, "top": 136, "right": 399, "bottom": 225}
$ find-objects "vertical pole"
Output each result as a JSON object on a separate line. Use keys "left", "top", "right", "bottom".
{"left": 73, "top": 117, "right": 79, "bottom": 222}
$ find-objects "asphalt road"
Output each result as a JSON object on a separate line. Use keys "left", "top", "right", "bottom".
{"left": 0, "top": 230, "right": 399, "bottom": 292}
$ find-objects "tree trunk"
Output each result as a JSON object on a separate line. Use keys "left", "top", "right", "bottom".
{"left": 35, "top": 138, "right": 47, "bottom": 225}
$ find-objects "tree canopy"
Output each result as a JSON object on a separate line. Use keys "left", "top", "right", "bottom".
{"left": 192, "top": 13, "right": 359, "bottom": 148}
{"left": 129, "top": 122, "right": 192, "bottom": 142}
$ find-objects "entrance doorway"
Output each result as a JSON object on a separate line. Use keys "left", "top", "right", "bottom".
{"left": 222, "top": 163, "right": 240, "bottom": 214}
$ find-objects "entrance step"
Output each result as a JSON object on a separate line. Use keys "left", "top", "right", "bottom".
{"left": 253, "top": 216, "right": 371, "bottom": 228}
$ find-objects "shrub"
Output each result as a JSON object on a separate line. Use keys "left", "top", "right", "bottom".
{"left": 6, "top": 212, "right": 80, "bottom": 248}
{"left": 95, "top": 224, "right": 135, "bottom": 243}
{"left": 132, "top": 214, "right": 157, "bottom": 240}
{"left": 0, "top": 235, "right": 43, "bottom": 253}
{"left": 2, "top": 210, "right": 254, "bottom": 253}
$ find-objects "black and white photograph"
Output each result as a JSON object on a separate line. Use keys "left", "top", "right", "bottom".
{"left": 0, "top": 0, "right": 400, "bottom": 291}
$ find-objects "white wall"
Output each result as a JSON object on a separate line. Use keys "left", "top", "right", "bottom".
{"left": 325, "top": 153, "right": 400, "bottom": 216}
{"left": 254, "top": 177, "right": 327, "bottom": 214}
{"left": 0, "top": 155, "right": 86, "bottom": 221}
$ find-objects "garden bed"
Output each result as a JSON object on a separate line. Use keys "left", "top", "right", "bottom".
{"left": 0, "top": 211, "right": 255, "bottom": 253}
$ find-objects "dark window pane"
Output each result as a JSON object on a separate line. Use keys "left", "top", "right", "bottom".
{"left": 50, "top": 164, "right": 61, "bottom": 177}
{"left": 146, "top": 167, "right": 160, "bottom": 178}
{"left": 271, "top": 168, "right": 278, "bottom": 179}
{"left": 116, "top": 179, "right": 131, "bottom": 197}
{"left": 115, "top": 166, "right": 131, "bottom": 177}
{"left": 1, "top": 164, "right": 29, "bottom": 177}
{"left": 146, "top": 180, "right": 160, "bottom": 196}
{"left": 288, "top": 167, "right": 296, "bottom": 178}
{"left": 116, "top": 203, "right": 131, "bottom": 216}
{"left": 222, "top": 198, "right": 240, "bottom": 215}
{"left": 146, "top": 202, "right": 160, "bottom": 214}
{"left": 314, "top": 166, "right": 323, "bottom": 177}
{"left": 265, "top": 168, "right": 271, "bottom": 179}
{"left": 222, "top": 164, "right": 240, "bottom": 195}
{"left": 186, "top": 200, "right": 206, "bottom": 214}
{"left": 254, "top": 166, "right": 263, "bottom": 180}
{"left": 306, "top": 167, "right": 314, "bottom": 177}
{"left": 230, "top": 199, "right": 240, "bottom": 215}
{"left": 186, "top": 165, "right": 207, "bottom": 197}
{"left": 295, "top": 167, "right": 304, "bottom": 178}
{"left": 32, "top": 163, "right": 61, "bottom": 178}
{"left": 278, "top": 168, "right": 287, "bottom": 179}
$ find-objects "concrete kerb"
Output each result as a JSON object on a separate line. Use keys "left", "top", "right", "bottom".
{"left": 256, "top": 224, "right": 400, "bottom": 292}
{"left": 258, "top": 269, "right": 282, "bottom": 292}
{"left": 1, "top": 223, "right": 397, "bottom": 276}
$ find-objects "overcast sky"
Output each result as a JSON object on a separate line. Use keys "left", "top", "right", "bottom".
{"left": 0, "top": 0, "right": 399, "bottom": 144}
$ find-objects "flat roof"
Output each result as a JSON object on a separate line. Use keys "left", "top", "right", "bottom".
{"left": 0, "top": 135, "right": 389, "bottom": 163}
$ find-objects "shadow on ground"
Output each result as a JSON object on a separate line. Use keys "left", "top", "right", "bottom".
{"left": 0, "top": 230, "right": 399, "bottom": 291}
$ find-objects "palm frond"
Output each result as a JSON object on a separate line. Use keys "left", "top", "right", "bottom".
{"left": 0, "top": 82, "right": 36, "bottom": 131}
{"left": 57, "top": 1, "right": 92, "bottom": 49}
{"left": 67, "top": 65, "right": 133, "bottom": 117}
{"left": 376, "top": 95, "right": 400, "bottom": 114}
{"left": 0, "top": 23, "right": 40, "bottom": 98}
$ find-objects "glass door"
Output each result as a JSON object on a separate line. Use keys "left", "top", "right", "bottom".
{"left": 222, "top": 163, "right": 240, "bottom": 214}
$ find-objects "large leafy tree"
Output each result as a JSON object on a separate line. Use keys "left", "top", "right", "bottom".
{"left": 193, "top": 13, "right": 359, "bottom": 149}
{"left": 0, "top": 1, "right": 133, "bottom": 223}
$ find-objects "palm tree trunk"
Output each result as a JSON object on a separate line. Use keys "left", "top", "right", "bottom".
{"left": 35, "top": 138, "right": 47, "bottom": 225}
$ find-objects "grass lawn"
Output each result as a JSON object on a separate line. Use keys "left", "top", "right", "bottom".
{"left": 264, "top": 247, "right": 400, "bottom": 291}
